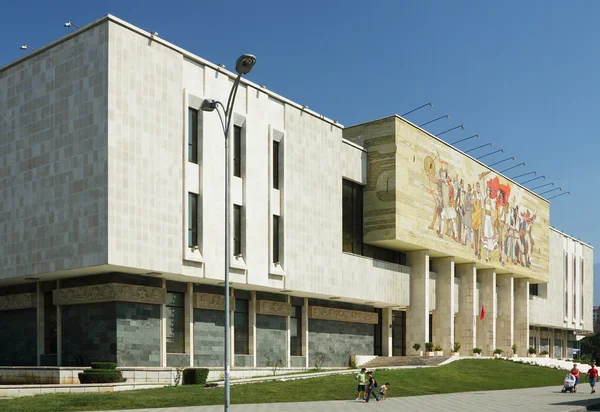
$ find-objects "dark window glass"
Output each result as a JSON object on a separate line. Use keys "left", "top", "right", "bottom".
{"left": 273, "top": 141, "right": 280, "bottom": 189}
{"left": 529, "top": 284, "right": 539, "bottom": 296}
{"left": 581, "top": 259, "right": 585, "bottom": 319}
{"left": 233, "top": 125, "right": 242, "bottom": 177}
{"left": 166, "top": 292, "right": 185, "bottom": 353}
{"left": 188, "top": 193, "right": 198, "bottom": 248}
{"left": 573, "top": 256, "right": 577, "bottom": 317}
{"left": 234, "top": 205, "right": 242, "bottom": 256}
{"left": 290, "top": 305, "right": 302, "bottom": 356}
{"left": 44, "top": 291, "right": 57, "bottom": 354}
{"left": 374, "top": 308, "right": 382, "bottom": 356}
{"left": 428, "top": 314, "right": 433, "bottom": 344}
{"left": 234, "top": 299, "right": 249, "bottom": 354}
{"left": 565, "top": 253, "right": 569, "bottom": 317}
{"left": 273, "top": 215, "right": 280, "bottom": 263}
{"left": 188, "top": 108, "right": 198, "bottom": 163}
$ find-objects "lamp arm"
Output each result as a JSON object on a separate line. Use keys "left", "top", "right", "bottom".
{"left": 224, "top": 74, "right": 243, "bottom": 138}
{"left": 214, "top": 102, "right": 227, "bottom": 136}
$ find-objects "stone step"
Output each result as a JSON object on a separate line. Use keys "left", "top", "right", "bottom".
{"left": 361, "top": 356, "right": 451, "bottom": 368}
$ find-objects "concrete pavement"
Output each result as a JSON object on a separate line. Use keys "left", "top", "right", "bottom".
{"left": 94, "top": 386, "right": 600, "bottom": 412}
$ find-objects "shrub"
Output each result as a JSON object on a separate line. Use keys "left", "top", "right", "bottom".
{"left": 528, "top": 347, "right": 536, "bottom": 354}
{"left": 90, "top": 362, "right": 117, "bottom": 370}
{"left": 452, "top": 342, "right": 461, "bottom": 352}
{"left": 473, "top": 348, "right": 482, "bottom": 354}
{"left": 425, "top": 342, "right": 434, "bottom": 352}
{"left": 512, "top": 344, "right": 517, "bottom": 354}
{"left": 313, "top": 352, "right": 329, "bottom": 371}
{"left": 413, "top": 343, "right": 421, "bottom": 352}
{"left": 493, "top": 349, "right": 503, "bottom": 355}
{"left": 433, "top": 344, "right": 443, "bottom": 352}
{"left": 183, "top": 368, "right": 209, "bottom": 385}
{"left": 78, "top": 369, "right": 125, "bottom": 384}
{"left": 539, "top": 350, "right": 549, "bottom": 356}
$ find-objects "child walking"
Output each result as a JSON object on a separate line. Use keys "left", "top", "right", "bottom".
{"left": 355, "top": 367, "right": 367, "bottom": 401}
{"left": 379, "top": 382, "right": 390, "bottom": 400}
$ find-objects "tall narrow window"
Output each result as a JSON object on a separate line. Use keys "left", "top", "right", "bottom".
{"left": 234, "top": 205, "right": 242, "bottom": 256}
{"left": 273, "top": 140, "right": 280, "bottom": 189}
{"left": 188, "top": 193, "right": 198, "bottom": 248}
{"left": 234, "top": 299, "right": 249, "bottom": 354}
{"left": 233, "top": 125, "right": 242, "bottom": 177}
{"left": 342, "top": 179, "right": 362, "bottom": 254}
{"left": 565, "top": 253, "right": 569, "bottom": 317}
{"left": 582, "top": 258, "right": 585, "bottom": 320}
{"left": 188, "top": 108, "right": 199, "bottom": 164}
{"left": 44, "top": 291, "right": 57, "bottom": 354}
{"left": 290, "top": 305, "right": 302, "bottom": 356}
{"left": 273, "top": 215, "right": 280, "bottom": 263}
{"left": 166, "top": 292, "right": 185, "bottom": 353}
{"left": 573, "top": 255, "right": 577, "bottom": 319}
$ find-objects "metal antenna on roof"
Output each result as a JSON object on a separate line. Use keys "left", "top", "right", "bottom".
{"left": 465, "top": 143, "right": 492, "bottom": 153}
{"left": 419, "top": 114, "right": 449, "bottom": 127}
{"left": 477, "top": 149, "right": 504, "bottom": 160}
{"left": 451, "top": 134, "right": 479, "bottom": 145}
{"left": 437, "top": 125, "right": 464, "bottom": 136}
{"left": 401, "top": 102, "right": 432, "bottom": 117}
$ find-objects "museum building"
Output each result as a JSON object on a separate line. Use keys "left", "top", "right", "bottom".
{"left": 0, "top": 15, "right": 593, "bottom": 370}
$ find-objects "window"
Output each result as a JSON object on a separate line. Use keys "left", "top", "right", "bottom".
{"left": 234, "top": 205, "right": 242, "bottom": 256}
{"left": 565, "top": 253, "right": 568, "bottom": 317}
{"left": 582, "top": 258, "right": 585, "bottom": 319}
{"left": 188, "top": 108, "right": 199, "bottom": 164}
{"left": 573, "top": 256, "right": 577, "bottom": 318}
{"left": 273, "top": 215, "right": 280, "bottom": 263}
{"left": 166, "top": 292, "right": 185, "bottom": 353}
{"left": 273, "top": 140, "right": 280, "bottom": 189}
{"left": 233, "top": 125, "right": 242, "bottom": 177}
{"left": 290, "top": 305, "right": 302, "bottom": 356}
{"left": 342, "top": 179, "right": 404, "bottom": 264}
{"left": 529, "top": 284, "right": 539, "bottom": 296}
{"left": 44, "top": 291, "right": 57, "bottom": 354}
{"left": 188, "top": 193, "right": 198, "bottom": 248}
{"left": 234, "top": 299, "right": 249, "bottom": 354}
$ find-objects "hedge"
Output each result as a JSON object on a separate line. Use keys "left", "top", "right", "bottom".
{"left": 79, "top": 363, "right": 126, "bottom": 384}
{"left": 90, "top": 362, "right": 117, "bottom": 370}
{"left": 183, "top": 368, "right": 209, "bottom": 385}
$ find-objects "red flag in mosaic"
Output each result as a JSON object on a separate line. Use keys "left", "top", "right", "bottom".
{"left": 480, "top": 304, "right": 486, "bottom": 320}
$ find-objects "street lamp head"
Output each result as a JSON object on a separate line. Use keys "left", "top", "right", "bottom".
{"left": 200, "top": 99, "right": 218, "bottom": 112}
{"left": 235, "top": 54, "right": 256, "bottom": 75}
{"left": 64, "top": 22, "right": 73, "bottom": 27}
{"left": 20, "top": 45, "right": 29, "bottom": 50}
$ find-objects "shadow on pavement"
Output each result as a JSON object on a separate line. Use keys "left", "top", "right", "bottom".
{"left": 549, "top": 397, "right": 600, "bottom": 410}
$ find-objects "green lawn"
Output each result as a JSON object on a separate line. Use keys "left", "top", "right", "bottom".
{"left": 0, "top": 359, "right": 574, "bottom": 412}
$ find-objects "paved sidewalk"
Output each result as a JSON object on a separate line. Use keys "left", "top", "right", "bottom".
{"left": 94, "top": 386, "right": 600, "bottom": 412}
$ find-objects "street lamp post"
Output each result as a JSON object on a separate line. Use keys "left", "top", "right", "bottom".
{"left": 200, "top": 54, "right": 256, "bottom": 412}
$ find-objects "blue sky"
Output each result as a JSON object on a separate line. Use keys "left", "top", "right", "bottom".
{"left": 2, "top": 1, "right": 599, "bottom": 297}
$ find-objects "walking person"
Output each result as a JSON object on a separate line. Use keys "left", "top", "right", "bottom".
{"left": 355, "top": 367, "right": 367, "bottom": 401}
{"left": 588, "top": 363, "right": 598, "bottom": 394}
{"left": 379, "top": 382, "right": 390, "bottom": 400}
{"left": 571, "top": 363, "right": 581, "bottom": 393}
{"left": 365, "top": 371, "right": 380, "bottom": 403}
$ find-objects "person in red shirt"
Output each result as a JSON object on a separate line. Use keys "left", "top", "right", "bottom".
{"left": 588, "top": 363, "right": 598, "bottom": 394}
{"left": 571, "top": 364, "right": 581, "bottom": 393}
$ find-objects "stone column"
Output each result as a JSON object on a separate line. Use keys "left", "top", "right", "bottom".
{"left": 406, "top": 250, "right": 430, "bottom": 351}
{"left": 250, "top": 291, "right": 257, "bottom": 367}
{"left": 160, "top": 279, "right": 166, "bottom": 367}
{"left": 496, "top": 274, "right": 514, "bottom": 355}
{"left": 455, "top": 263, "right": 477, "bottom": 354}
{"left": 186, "top": 283, "right": 194, "bottom": 367}
{"left": 431, "top": 257, "right": 454, "bottom": 355}
{"left": 36, "top": 282, "right": 43, "bottom": 366}
{"left": 477, "top": 269, "right": 496, "bottom": 356}
{"left": 514, "top": 278, "right": 529, "bottom": 358}
{"left": 303, "top": 297, "right": 309, "bottom": 368}
{"left": 382, "top": 308, "right": 393, "bottom": 357}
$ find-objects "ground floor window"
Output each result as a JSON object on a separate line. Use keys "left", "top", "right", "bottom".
{"left": 554, "top": 339, "right": 562, "bottom": 358}
{"left": 529, "top": 336, "right": 537, "bottom": 352}
{"left": 540, "top": 338, "right": 549, "bottom": 354}
{"left": 166, "top": 292, "right": 185, "bottom": 353}
{"left": 290, "top": 305, "right": 302, "bottom": 356}
{"left": 234, "top": 299, "right": 249, "bottom": 354}
{"left": 44, "top": 291, "right": 57, "bottom": 354}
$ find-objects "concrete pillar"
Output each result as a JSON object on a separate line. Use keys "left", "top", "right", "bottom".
{"left": 382, "top": 308, "right": 393, "bottom": 357}
{"left": 406, "top": 250, "right": 430, "bottom": 351}
{"left": 477, "top": 269, "right": 496, "bottom": 356}
{"left": 496, "top": 274, "right": 514, "bottom": 355}
{"left": 186, "top": 283, "right": 194, "bottom": 367}
{"left": 303, "top": 297, "right": 309, "bottom": 368}
{"left": 160, "top": 279, "right": 166, "bottom": 367}
{"left": 250, "top": 291, "right": 257, "bottom": 367}
{"left": 286, "top": 295, "right": 291, "bottom": 367}
{"left": 455, "top": 263, "right": 477, "bottom": 354}
{"left": 431, "top": 257, "right": 454, "bottom": 355}
{"left": 36, "top": 282, "right": 43, "bottom": 366}
{"left": 514, "top": 278, "right": 529, "bottom": 358}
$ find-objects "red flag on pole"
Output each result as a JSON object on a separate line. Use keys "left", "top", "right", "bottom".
{"left": 480, "top": 304, "right": 486, "bottom": 320}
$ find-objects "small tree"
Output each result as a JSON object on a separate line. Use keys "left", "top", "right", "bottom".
{"left": 313, "top": 352, "right": 329, "bottom": 371}
{"left": 512, "top": 344, "right": 517, "bottom": 355}
{"left": 528, "top": 347, "right": 536, "bottom": 354}
{"left": 473, "top": 347, "right": 482, "bottom": 354}
{"left": 413, "top": 343, "right": 421, "bottom": 352}
{"left": 493, "top": 348, "right": 503, "bottom": 355}
{"left": 539, "top": 350, "right": 549, "bottom": 356}
{"left": 452, "top": 342, "right": 461, "bottom": 353}
{"left": 433, "top": 344, "right": 443, "bottom": 352}
{"left": 425, "top": 342, "right": 434, "bottom": 352}
{"left": 265, "top": 355, "right": 283, "bottom": 376}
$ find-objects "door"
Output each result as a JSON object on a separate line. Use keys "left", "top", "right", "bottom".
{"left": 392, "top": 310, "right": 406, "bottom": 356}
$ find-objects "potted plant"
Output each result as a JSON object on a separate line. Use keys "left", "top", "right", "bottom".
{"left": 493, "top": 348, "right": 503, "bottom": 358}
{"left": 528, "top": 347, "right": 537, "bottom": 358}
{"left": 433, "top": 344, "right": 443, "bottom": 356}
{"left": 539, "top": 350, "right": 549, "bottom": 358}
{"left": 413, "top": 343, "right": 422, "bottom": 357}
{"left": 512, "top": 344, "right": 518, "bottom": 358}
{"left": 451, "top": 341, "right": 461, "bottom": 357}
{"left": 473, "top": 347, "right": 482, "bottom": 357}
{"left": 425, "top": 342, "right": 434, "bottom": 356}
